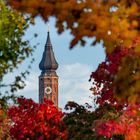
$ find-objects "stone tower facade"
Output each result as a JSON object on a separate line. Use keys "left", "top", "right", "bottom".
{"left": 39, "top": 32, "right": 58, "bottom": 107}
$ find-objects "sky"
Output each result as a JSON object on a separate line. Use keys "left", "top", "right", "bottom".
{"left": 3, "top": 17, "right": 106, "bottom": 109}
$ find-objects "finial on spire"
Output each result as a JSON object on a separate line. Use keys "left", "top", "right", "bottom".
{"left": 47, "top": 23, "right": 50, "bottom": 33}
{"left": 46, "top": 29, "right": 51, "bottom": 47}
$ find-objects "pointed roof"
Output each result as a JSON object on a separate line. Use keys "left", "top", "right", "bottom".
{"left": 39, "top": 32, "right": 58, "bottom": 74}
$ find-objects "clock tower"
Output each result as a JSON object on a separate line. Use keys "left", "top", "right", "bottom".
{"left": 39, "top": 32, "right": 59, "bottom": 107}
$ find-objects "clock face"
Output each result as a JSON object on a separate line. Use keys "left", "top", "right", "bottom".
{"left": 45, "top": 86, "right": 52, "bottom": 95}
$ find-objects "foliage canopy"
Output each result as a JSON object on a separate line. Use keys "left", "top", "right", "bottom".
{"left": 0, "top": 0, "right": 35, "bottom": 93}
{"left": 8, "top": 0, "right": 140, "bottom": 52}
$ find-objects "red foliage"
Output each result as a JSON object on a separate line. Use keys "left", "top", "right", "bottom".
{"left": 97, "top": 120, "right": 125, "bottom": 138}
{"left": 8, "top": 98, "right": 67, "bottom": 140}
{"left": 90, "top": 45, "right": 140, "bottom": 139}
{"left": 96, "top": 104, "right": 140, "bottom": 139}
{"left": 90, "top": 46, "right": 128, "bottom": 107}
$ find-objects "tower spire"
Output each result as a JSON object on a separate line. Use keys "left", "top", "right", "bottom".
{"left": 39, "top": 32, "right": 58, "bottom": 75}
{"left": 39, "top": 30, "right": 59, "bottom": 106}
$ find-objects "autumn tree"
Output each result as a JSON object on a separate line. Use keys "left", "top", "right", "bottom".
{"left": 0, "top": 96, "right": 67, "bottom": 139}
{"left": 90, "top": 45, "right": 140, "bottom": 105}
{"left": 90, "top": 46, "right": 140, "bottom": 139}
{"left": 8, "top": 98, "right": 67, "bottom": 140}
{"left": 0, "top": 0, "right": 36, "bottom": 93}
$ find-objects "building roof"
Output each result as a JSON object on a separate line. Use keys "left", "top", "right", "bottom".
{"left": 39, "top": 32, "right": 58, "bottom": 74}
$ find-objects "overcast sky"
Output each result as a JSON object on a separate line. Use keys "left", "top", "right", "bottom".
{"left": 3, "top": 17, "right": 106, "bottom": 109}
